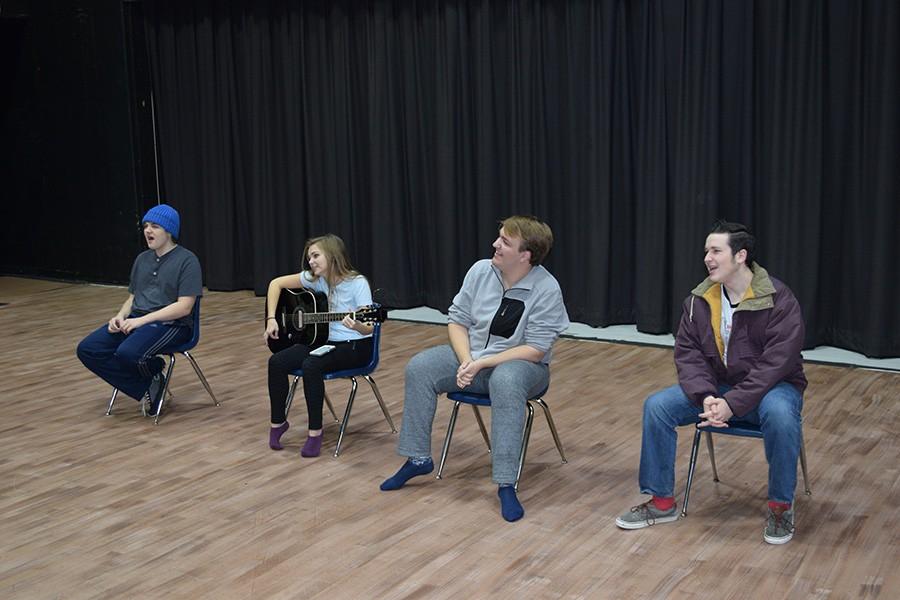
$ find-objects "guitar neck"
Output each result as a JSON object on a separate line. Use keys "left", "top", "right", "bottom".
{"left": 303, "top": 311, "right": 354, "bottom": 324}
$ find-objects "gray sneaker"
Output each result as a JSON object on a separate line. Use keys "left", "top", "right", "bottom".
{"left": 764, "top": 506, "right": 795, "bottom": 544}
{"left": 616, "top": 500, "right": 679, "bottom": 530}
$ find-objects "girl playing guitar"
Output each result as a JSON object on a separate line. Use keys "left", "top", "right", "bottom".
{"left": 264, "top": 234, "right": 375, "bottom": 457}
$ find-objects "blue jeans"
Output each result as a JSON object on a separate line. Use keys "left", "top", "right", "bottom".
{"left": 397, "top": 345, "right": 550, "bottom": 484}
{"left": 76, "top": 319, "right": 191, "bottom": 401}
{"left": 638, "top": 382, "right": 803, "bottom": 504}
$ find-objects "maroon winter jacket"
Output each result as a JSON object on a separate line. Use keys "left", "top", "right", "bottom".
{"left": 673, "top": 263, "right": 807, "bottom": 417}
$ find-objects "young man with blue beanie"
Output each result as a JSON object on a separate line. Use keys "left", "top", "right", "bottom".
{"left": 142, "top": 204, "right": 181, "bottom": 239}
{"left": 77, "top": 204, "right": 203, "bottom": 417}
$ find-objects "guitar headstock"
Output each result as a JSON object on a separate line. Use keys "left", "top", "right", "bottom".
{"left": 355, "top": 304, "right": 388, "bottom": 324}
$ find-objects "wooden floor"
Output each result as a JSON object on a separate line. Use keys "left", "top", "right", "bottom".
{"left": 1, "top": 276, "right": 898, "bottom": 600}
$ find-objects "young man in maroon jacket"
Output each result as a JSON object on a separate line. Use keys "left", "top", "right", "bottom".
{"left": 616, "top": 221, "right": 807, "bottom": 544}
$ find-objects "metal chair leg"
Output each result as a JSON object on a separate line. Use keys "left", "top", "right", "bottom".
{"left": 182, "top": 350, "right": 220, "bottom": 406}
{"left": 333, "top": 377, "right": 359, "bottom": 457}
{"left": 436, "top": 401, "right": 462, "bottom": 480}
{"left": 151, "top": 355, "right": 178, "bottom": 425}
{"left": 324, "top": 392, "right": 339, "bottom": 423}
{"left": 532, "top": 398, "right": 567, "bottom": 463}
{"left": 684, "top": 425, "right": 812, "bottom": 516}
{"left": 284, "top": 376, "right": 301, "bottom": 418}
{"left": 514, "top": 403, "right": 536, "bottom": 491}
{"left": 364, "top": 375, "right": 396, "bottom": 433}
{"left": 681, "top": 427, "right": 704, "bottom": 517}
{"left": 471, "top": 405, "right": 491, "bottom": 453}
{"left": 799, "top": 437, "right": 812, "bottom": 495}
{"left": 106, "top": 388, "right": 119, "bottom": 416}
{"left": 149, "top": 355, "right": 176, "bottom": 424}
{"left": 437, "top": 393, "right": 567, "bottom": 487}
{"left": 705, "top": 431, "right": 720, "bottom": 482}
{"left": 107, "top": 358, "right": 172, "bottom": 418}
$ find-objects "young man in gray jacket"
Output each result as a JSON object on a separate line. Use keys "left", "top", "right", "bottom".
{"left": 381, "top": 215, "right": 570, "bottom": 522}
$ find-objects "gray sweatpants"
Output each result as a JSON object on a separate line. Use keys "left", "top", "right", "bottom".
{"left": 396, "top": 345, "right": 550, "bottom": 484}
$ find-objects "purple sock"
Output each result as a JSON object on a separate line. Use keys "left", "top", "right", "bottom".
{"left": 301, "top": 434, "right": 323, "bottom": 458}
{"left": 269, "top": 422, "right": 290, "bottom": 450}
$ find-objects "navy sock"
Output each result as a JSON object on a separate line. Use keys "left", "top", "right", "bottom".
{"left": 498, "top": 485, "right": 524, "bottom": 522}
{"left": 380, "top": 458, "right": 434, "bottom": 491}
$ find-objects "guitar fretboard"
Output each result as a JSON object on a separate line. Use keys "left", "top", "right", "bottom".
{"left": 298, "top": 312, "right": 354, "bottom": 325}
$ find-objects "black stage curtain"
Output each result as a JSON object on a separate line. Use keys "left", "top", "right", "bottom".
{"left": 142, "top": 0, "right": 899, "bottom": 358}
{"left": 0, "top": 1, "right": 143, "bottom": 282}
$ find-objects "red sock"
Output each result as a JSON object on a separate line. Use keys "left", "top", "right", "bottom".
{"left": 652, "top": 496, "right": 675, "bottom": 511}
{"left": 768, "top": 500, "right": 791, "bottom": 512}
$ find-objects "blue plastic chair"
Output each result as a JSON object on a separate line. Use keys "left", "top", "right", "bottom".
{"left": 681, "top": 420, "right": 811, "bottom": 517}
{"left": 106, "top": 298, "right": 220, "bottom": 424}
{"left": 284, "top": 324, "right": 395, "bottom": 457}
{"left": 436, "top": 387, "right": 567, "bottom": 490}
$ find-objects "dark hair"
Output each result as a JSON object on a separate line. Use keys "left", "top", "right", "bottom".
{"left": 709, "top": 220, "right": 756, "bottom": 267}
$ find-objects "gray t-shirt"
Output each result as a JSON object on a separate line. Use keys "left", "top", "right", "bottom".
{"left": 128, "top": 245, "right": 203, "bottom": 327}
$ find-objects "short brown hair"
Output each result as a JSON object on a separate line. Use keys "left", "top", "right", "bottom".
{"left": 499, "top": 215, "right": 554, "bottom": 265}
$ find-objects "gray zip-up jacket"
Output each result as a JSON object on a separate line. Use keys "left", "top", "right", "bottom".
{"left": 448, "top": 259, "right": 570, "bottom": 364}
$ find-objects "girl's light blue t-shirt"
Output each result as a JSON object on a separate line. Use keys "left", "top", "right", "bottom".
{"left": 300, "top": 271, "right": 373, "bottom": 341}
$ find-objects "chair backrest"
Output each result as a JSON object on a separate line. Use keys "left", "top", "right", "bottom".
{"left": 365, "top": 323, "right": 381, "bottom": 373}
{"left": 169, "top": 296, "right": 202, "bottom": 354}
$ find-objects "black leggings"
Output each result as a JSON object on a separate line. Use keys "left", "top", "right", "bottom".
{"left": 268, "top": 337, "right": 374, "bottom": 429}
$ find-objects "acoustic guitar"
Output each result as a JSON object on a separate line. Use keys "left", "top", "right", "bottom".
{"left": 266, "top": 288, "right": 387, "bottom": 354}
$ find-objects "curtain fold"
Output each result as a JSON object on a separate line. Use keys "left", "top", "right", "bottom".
{"left": 143, "top": 0, "right": 900, "bottom": 357}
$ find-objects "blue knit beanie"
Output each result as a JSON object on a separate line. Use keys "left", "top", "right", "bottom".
{"left": 142, "top": 204, "right": 180, "bottom": 239}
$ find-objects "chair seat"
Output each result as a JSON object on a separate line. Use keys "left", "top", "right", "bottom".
{"left": 447, "top": 388, "right": 550, "bottom": 407}
{"left": 446, "top": 391, "right": 492, "bottom": 407}
{"left": 323, "top": 364, "right": 375, "bottom": 381}
{"left": 696, "top": 420, "right": 764, "bottom": 439}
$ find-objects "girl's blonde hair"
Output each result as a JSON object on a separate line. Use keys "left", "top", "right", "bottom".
{"left": 302, "top": 234, "right": 361, "bottom": 287}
